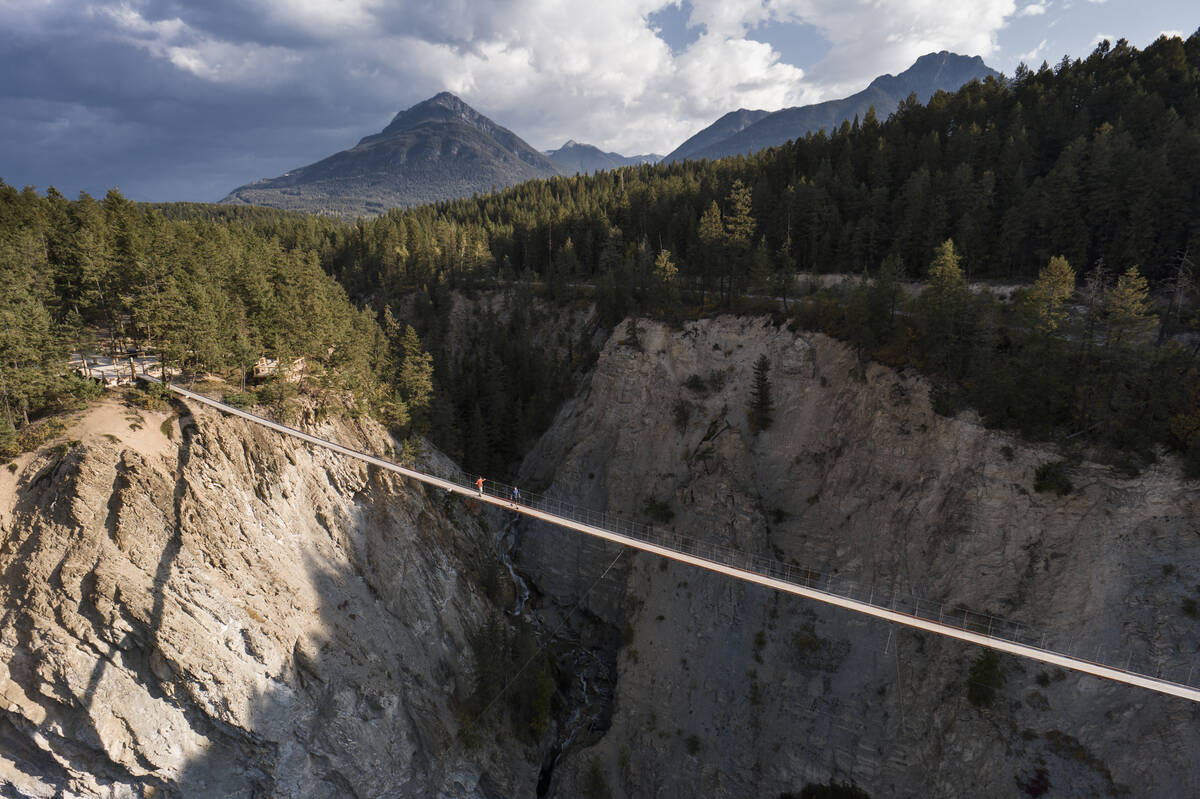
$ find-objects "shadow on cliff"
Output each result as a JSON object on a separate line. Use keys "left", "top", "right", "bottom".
{"left": 157, "top": 417, "right": 492, "bottom": 798}
{"left": 0, "top": 408, "right": 238, "bottom": 794}
{"left": 0, "top": 443, "right": 156, "bottom": 792}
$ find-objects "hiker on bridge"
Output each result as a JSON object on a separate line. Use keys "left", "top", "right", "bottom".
{"left": 511, "top": 485, "right": 520, "bottom": 504}
{"left": 475, "top": 476, "right": 485, "bottom": 497}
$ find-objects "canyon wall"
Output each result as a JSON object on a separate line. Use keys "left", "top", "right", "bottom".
{"left": 0, "top": 399, "right": 537, "bottom": 797}
{"left": 516, "top": 316, "right": 1200, "bottom": 798}
{"left": 3, "top": 313, "right": 1198, "bottom": 798}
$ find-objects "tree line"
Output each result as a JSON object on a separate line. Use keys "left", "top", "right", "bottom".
{"left": 0, "top": 183, "right": 433, "bottom": 454}
{"left": 797, "top": 240, "right": 1199, "bottom": 474}
{"left": 5, "top": 31, "right": 1200, "bottom": 475}
{"left": 323, "top": 33, "right": 1200, "bottom": 310}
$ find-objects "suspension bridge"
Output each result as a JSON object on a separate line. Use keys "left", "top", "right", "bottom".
{"left": 144, "top": 375, "right": 1200, "bottom": 704}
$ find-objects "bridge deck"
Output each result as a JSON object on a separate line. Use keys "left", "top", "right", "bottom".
{"left": 146, "top": 376, "right": 1200, "bottom": 704}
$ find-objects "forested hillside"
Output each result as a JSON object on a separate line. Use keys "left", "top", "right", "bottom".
{"left": 327, "top": 34, "right": 1200, "bottom": 300}
{"left": 0, "top": 185, "right": 412, "bottom": 456}
{"left": 4, "top": 33, "right": 1200, "bottom": 477}
{"left": 313, "top": 34, "right": 1200, "bottom": 474}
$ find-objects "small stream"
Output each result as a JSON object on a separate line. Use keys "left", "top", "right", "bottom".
{"left": 495, "top": 516, "right": 531, "bottom": 616}
{"left": 494, "top": 513, "right": 614, "bottom": 797}
{"left": 536, "top": 652, "right": 609, "bottom": 797}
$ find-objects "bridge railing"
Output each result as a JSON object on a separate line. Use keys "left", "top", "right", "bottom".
{"left": 462, "top": 474, "right": 1199, "bottom": 692}
{"left": 152, "top": 375, "right": 1199, "bottom": 697}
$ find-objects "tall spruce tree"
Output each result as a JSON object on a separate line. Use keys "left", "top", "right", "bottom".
{"left": 749, "top": 354, "right": 774, "bottom": 432}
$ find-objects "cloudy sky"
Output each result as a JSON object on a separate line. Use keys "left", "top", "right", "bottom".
{"left": 0, "top": 0, "right": 1194, "bottom": 202}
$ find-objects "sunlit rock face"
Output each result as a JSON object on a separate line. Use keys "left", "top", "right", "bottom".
{"left": 3, "top": 314, "right": 1198, "bottom": 798}
{"left": 0, "top": 399, "right": 538, "bottom": 797}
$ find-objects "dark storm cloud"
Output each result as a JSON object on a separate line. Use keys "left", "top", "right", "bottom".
{"left": 137, "top": 0, "right": 518, "bottom": 53}
{"left": 14, "top": 0, "right": 1150, "bottom": 204}
{"left": 136, "top": 0, "right": 340, "bottom": 48}
{"left": 0, "top": 2, "right": 411, "bottom": 201}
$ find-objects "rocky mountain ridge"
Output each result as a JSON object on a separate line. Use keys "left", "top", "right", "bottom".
{"left": 661, "top": 107, "right": 771, "bottom": 163}
{"left": 222, "top": 92, "right": 559, "bottom": 218}
{"left": 0, "top": 397, "right": 541, "bottom": 796}
{"left": 667, "top": 51, "right": 998, "bottom": 163}
{"left": 544, "top": 140, "right": 661, "bottom": 175}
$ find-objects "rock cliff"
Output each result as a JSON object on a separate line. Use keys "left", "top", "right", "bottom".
{"left": 0, "top": 399, "right": 538, "bottom": 796}
{"left": 516, "top": 316, "right": 1200, "bottom": 798}
{"left": 3, "top": 314, "right": 1198, "bottom": 798}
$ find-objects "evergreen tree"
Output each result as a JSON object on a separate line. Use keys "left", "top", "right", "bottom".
{"left": 397, "top": 324, "right": 435, "bottom": 431}
{"left": 697, "top": 201, "right": 724, "bottom": 306}
{"left": 0, "top": 244, "right": 62, "bottom": 427}
{"left": 748, "top": 354, "right": 774, "bottom": 432}
{"left": 651, "top": 248, "right": 680, "bottom": 317}
{"left": 1106, "top": 265, "right": 1154, "bottom": 345}
{"left": 723, "top": 179, "right": 755, "bottom": 305}
{"left": 915, "top": 239, "right": 971, "bottom": 377}
{"left": 1026, "top": 255, "right": 1076, "bottom": 333}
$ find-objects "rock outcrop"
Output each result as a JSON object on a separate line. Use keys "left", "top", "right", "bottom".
{"left": 515, "top": 316, "right": 1200, "bottom": 798}
{"left": 4, "top": 314, "right": 1199, "bottom": 798}
{"left": 0, "top": 399, "right": 538, "bottom": 797}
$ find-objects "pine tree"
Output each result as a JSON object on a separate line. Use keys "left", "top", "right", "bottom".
{"left": 1027, "top": 255, "right": 1076, "bottom": 333}
{"left": 697, "top": 201, "right": 724, "bottom": 306}
{"left": 915, "top": 239, "right": 970, "bottom": 377}
{"left": 748, "top": 354, "right": 774, "bottom": 432}
{"left": 397, "top": 324, "right": 435, "bottom": 419}
{"left": 1106, "top": 265, "right": 1154, "bottom": 346}
{"left": 723, "top": 180, "right": 755, "bottom": 305}
{"left": 0, "top": 415, "right": 17, "bottom": 459}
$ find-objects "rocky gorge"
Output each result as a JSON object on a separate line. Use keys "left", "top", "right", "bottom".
{"left": 516, "top": 316, "right": 1200, "bottom": 797}
{"left": 0, "top": 398, "right": 540, "bottom": 796}
{"left": 1, "top": 314, "right": 1198, "bottom": 797}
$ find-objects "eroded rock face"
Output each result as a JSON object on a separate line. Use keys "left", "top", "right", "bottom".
{"left": 0, "top": 400, "right": 537, "bottom": 797}
{"left": 4, "top": 316, "right": 1198, "bottom": 798}
{"left": 516, "top": 317, "right": 1200, "bottom": 798}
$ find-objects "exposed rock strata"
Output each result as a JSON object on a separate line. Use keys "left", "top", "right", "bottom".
{"left": 516, "top": 316, "right": 1200, "bottom": 798}
{"left": 0, "top": 400, "right": 536, "bottom": 797}
{"left": 3, "top": 315, "right": 1199, "bottom": 798}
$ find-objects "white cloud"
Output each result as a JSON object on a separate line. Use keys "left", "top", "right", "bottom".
{"left": 1093, "top": 32, "right": 1115, "bottom": 47}
{"left": 87, "top": 3, "right": 302, "bottom": 86}
{"left": 1019, "top": 2, "right": 1047, "bottom": 16}
{"left": 83, "top": 0, "right": 1021, "bottom": 153}
{"left": 760, "top": 0, "right": 1018, "bottom": 98}
{"left": 1018, "top": 38, "right": 1048, "bottom": 62}
{"left": 1160, "top": 30, "right": 1185, "bottom": 40}
{"left": 0, "top": 0, "right": 1030, "bottom": 182}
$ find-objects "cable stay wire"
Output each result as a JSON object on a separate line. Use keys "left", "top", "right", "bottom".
{"left": 141, "top": 375, "right": 1200, "bottom": 705}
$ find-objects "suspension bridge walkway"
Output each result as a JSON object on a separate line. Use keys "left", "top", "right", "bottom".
{"left": 145, "top": 376, "right": 1200, "bottom": 704}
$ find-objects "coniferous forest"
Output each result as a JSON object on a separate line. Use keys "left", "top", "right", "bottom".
{"left": 3, "top": 33, "right": 1200, "bottom": 475}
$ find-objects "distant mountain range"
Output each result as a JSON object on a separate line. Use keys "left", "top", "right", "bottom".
{"left": 665, "top": 51, "right": 997, "bottom": 163}
{"left": 222, "top": 52, "right": 995, "bottom": 218}
{"left": 222, "top": 92, "right": 560, "bottom": 217}
{"left": 544, "top": 140, "right": 661, "bottom": 175}
{"left": 661, "top": 108, "right": 772, "bottom": 164}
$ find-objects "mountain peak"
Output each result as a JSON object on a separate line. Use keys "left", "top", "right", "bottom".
{"left": 882, "top": 51, "right": 995, "bottom": 89}
{"left": 223, "top": 91, "right": 558, "bottom": 217}
{"left": 545, "top": 140, "right": 660, "bottom": 174}
{"left": 375, "top": 92, "right": 489, "bottom": 140}
{"left": 669, "top": 52, "right": 995, "bottom": 163}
